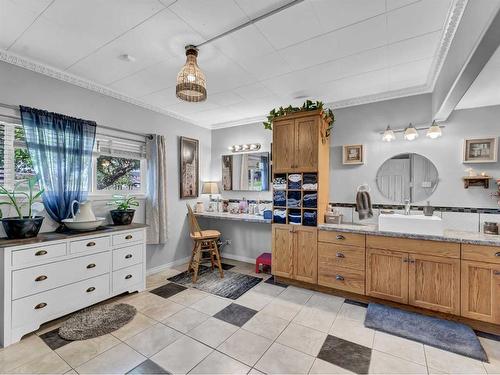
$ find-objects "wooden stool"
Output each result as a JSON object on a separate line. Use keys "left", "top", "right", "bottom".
{"left": 186, "top": 204, "right": 224, "bottom": 283}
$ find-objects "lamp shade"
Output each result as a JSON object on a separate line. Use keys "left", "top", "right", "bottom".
{"left": 176, "top": 45, "right": 207, "bottom": 102}
{"left": 202, "top": 181, "right": 220, "bottom": 194}
{"left": 426, "top": 121, "right": 442, "bottom": 139}
{"left": 404, "top": 123, "right": 419, "bottom": 141}
{"left": 382, "top": 125, "right": 396, "bottom": 142}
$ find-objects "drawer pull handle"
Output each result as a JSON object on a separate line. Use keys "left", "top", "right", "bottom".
{"left": 87, "top": 241, "right": 96, "bottom": 247}
{"left": 125, "top": 235, "right": 133, "bottom": 240}
{"left": 403, "top": 258, "right": 409, "bottom": 263}
{"left": 336, "top": 235, "right": 345, "bottom": 240}
{"left": 87, "top": 263, "right": 96, "bottom": 269}
{"left": 35, "top": 250, "right": 47, "bottom": 256}
{"left": 34, "top": 303, "right": 47, "bottom": 310}
{"left": 86, "top": 287, "right": 96, "bottom": 293}
{"left": 336, "top": 252, "right": 345, "bottom": 258}
{"left": 495, "top": 252, "right": 500, "bottom": 257}
{"left": 35, "top": 275, "right": 47, "bottom": 282}
{"left": 494, "top": 271, "right": 500, "bottom": 276}
{"left": 335, "top": 275, "right": 344, "bottom": 281}
{"left": 125, "top": 274, "right": 133, "bottom": 280}
{"left": 125, "top": 254, "right": 133, "bottom": 259}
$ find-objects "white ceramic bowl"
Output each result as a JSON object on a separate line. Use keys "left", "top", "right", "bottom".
{"left": 61, "top": 217, "right": 106, "bottom": 231}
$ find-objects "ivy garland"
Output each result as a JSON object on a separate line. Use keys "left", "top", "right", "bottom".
{"left": 263, "top": 100, "right": 335, "bottom": 138}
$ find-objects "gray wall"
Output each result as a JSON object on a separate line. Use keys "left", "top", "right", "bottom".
{"left": 0, "top": 61, "right": 212, "bottom": 272}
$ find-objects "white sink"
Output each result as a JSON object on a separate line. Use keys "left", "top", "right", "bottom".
{"left": 378, "top": 213, "right": 444, "bottom": 236}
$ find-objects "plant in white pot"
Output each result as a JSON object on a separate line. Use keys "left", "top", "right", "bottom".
{"left": 0, "top": 177, "right": 45, "bottom": 239}
{"left": 107, "top": 195, "right": 139, "bottom": 225}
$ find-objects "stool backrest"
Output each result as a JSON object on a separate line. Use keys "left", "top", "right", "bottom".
{"left": 186, "top": 203, "right": 202, "bottom": 237}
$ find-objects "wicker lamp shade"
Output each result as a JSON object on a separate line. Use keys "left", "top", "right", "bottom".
{"left": 176, "top": 45, "right": 207, "bottom": 102}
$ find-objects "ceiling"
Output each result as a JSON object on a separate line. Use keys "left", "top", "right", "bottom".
{"left": 0, "top": 0, "right": 459, "bottom": 128}
{"left": 456, "top": 45, "right": 500, "bottom": 110}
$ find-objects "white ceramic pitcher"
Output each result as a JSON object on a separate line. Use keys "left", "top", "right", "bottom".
{"left": 71, "top": 200, "right": 97, "bottom": 222}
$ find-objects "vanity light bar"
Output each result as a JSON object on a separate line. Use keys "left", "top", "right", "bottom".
{"left": 379, "top": 122, "right": 445, "bottom": 142}
{"left": 228, "top": 143, "right": 261, "bottom": 152}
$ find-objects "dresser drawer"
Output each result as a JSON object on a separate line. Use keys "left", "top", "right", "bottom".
{"left": 12, "top": 273, "right": 110, "bottom": 329}
{"left": 367, "top": 236, "right": 460, "bottom": 258}
{"left": 12, "top": 243, "right": 67, "bottom": 267}
{"left": 113, "top": 244, "right": 143, "bottom": 271}
{"left": 113, "top": 230, "right": 144, "bottom": 246}
{"left": 318, "top": 230, "right": 365, "bottom": 247}
{"left": 113, "top": 263, "right": 143, "bottom": 293}
{"left": 318, "top": 265, "right": 365, "bottom": 295}
{"left": 462, "top": 244, "right": 500, "bottom": 264}
{"left": 70, "top": 236, "right": 111, "bottom": 254}
{"left": 318, "top": 242, "right": 365, "bottom": 271}
{"left": 12, "top": 251, "right": 111, "bottom": 299}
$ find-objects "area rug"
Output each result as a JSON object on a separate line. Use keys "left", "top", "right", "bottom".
{"left": 168, "top": 265, "right": 262, "bottom": 299}
{"left": 58, "top": 303, "right": 136, "bottom": 340}
{"left": 364, "top": 303, "right": 488, "bottom": 362}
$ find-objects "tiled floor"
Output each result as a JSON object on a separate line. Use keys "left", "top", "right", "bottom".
{"left": 1, "top": 258, "right": 499, "bottom": 374}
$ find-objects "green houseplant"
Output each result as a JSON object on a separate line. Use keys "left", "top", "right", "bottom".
{"left": 107, "top": 194, "right": 139, "bottom": 225}
{"left": 0, "top": 177, "right": 45, "bottom": 239}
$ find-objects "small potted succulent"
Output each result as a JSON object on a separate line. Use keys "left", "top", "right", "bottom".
{"left": 108, "top": 195, "right": 139, "bottom": 225}
{"left": 0, "top": 177, "right": 45, "bottom": 239}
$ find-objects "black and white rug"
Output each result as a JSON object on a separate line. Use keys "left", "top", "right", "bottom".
{"left": 168, "top": 265, "right": 262, "bottom": 299}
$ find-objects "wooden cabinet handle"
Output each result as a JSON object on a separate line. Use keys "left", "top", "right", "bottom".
{"left": 87, "top": 241, "right": 96, "bottom": 247}
{"left": 336, "top": 235, "right": 345, "bottom": 240}
{"left": 408, "top": 258, "right": 415, "bottom": 264}
{"left": 35, "top": 250, "right": 47, "bottom": 256}
{"left": 125, "top": 274, "right": 133, "bottom": 279}
{"left": 403, "top": 258, "right": 409, "bottom": 263}
{"left": 125, "top": 235, "right": 133, "bottom": 240}
{"left": 34, "top": 303, "right": 47, "bottom": 309}
{"left": 494, "top": 271, "right": 500, "bottom": 276}
{"left": 35, "top": 275, "right": 48, "bottom": 282}
{"left": 335, "top": 275, "right": 344, "bottom": 281}
{"left": 86, "top": 287, "right": 96, "bottom": 293}
{"left": 335, "top": 252, "right": 345, "bottom": 258}
{"left": 87, "top": 263, "right": 96, "bottom": 269}
{"left": 125, "top": 254, "right": 133, "bottom": 259}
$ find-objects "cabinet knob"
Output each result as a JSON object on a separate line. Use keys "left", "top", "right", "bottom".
{"left": 409, "top": 258, "right": 415, "bottom": 264}
{"left": 87, "top": 263, "right": 96, "bottom": 269}
{"left": 35, "top": 275, "right": 48, "bottom": 282}
{"left": 86, "top": 241, "right": 96, "bottom": 247}
{"left": 495, "top": 252, "right": 500, "bottom": 257}
{"left": 494, "top": 270, "right": 500, "bottom": 276}
{"left": 125, "top": 254, "right": 133, "bottom": 259}
{"left": 336, "top": 235, "right": 345, "bottom": 240}
{"left": 335, "top": 275, "right": 344, "bottom": 281}
{"left": 125, "top": 235, "right": 133, "bottom": 240}
{"left": 403, "top": 258, "right": 409, "bottom": 263}
{"left": 35, "top": 250, "right": 47, "bottom": 256}
{"left": 125, "top": 274, "right": 133, "bottom": 279}
{"left": 335, "top": 252, "right": 345, "bottom": 258}
{"left": 86, "top": 287, "right": 96, "bottom": 293}
{"left": 34, "top": 302, "right": 47, "bottom": 310}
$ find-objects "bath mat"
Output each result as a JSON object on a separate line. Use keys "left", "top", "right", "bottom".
{"left": 168, "top": 266, "right": 262, "bottom": 299}
{"left": 58, "top": 303, "right": 136, "bottom": 340}
{"left": 364, "top": 303, "right": 488, "bottom": 362}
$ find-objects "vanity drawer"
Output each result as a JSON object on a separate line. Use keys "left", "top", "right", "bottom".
{"left": 12, "top": 251, "right": 111, "bottom": 299}
{"left": 113, "top": 263, "right": 143, "bottom": 294}
{"left": 113, "top": 230, "right": 144, "bottom": 246}
{"left": 318, "top": 243, "right": 365, "bottom": 271}
{"left": 12, "top": 243, "right": 67, "bottom": 267}
{"left": 366, "top": 236, "right": 460, "bottom": 258}
{"left": 70, "top": 236, "right": 111, "bottom": 254}
{"left": 318, "top": 265, "right": 365, "bottom": 295}
{"left": 462, "top": 244, "right": 500, "bottom": 264}
{"left": 12, "top": 273, "right": 110, "bottom": 329}
{"left": 113, "top": 244, "right": 143, "bottom": 271}
{"left": 318, "top": 230, "right": 365, "bottom": 248}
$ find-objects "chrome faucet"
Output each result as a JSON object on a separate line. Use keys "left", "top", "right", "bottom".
{"left": 404, "top": 199, "right": 411, "bottom": 215}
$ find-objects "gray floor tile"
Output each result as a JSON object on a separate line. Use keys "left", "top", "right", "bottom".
{"left": 317, "top": 335, "right": 372, "bottom": 374}
{"left": 214, "top": 303, "right": 258, "bottom": 327}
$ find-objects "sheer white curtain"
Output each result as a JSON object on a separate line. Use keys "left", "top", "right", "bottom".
{"left": 146, "top": 134, "right": 168, "bottom": 244}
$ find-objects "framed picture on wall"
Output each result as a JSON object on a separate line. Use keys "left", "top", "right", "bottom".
{"left": 463, "top": 137, "right": 498, "bottom": 163}
{"left": 343, "top": 144, "right": 364, "bottom": 165}
{"left": 179, "top": 136, "right": 199, "bottom": 199}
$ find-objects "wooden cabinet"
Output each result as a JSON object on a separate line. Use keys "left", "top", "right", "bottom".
{"left": 294, "top": 116, "right": 318, "bottom": 171}
{"left": 272, "top": 224, "right": 317, "bottom": 283}
{"left": 273, "top": 120, "right": 295, "bottom": 172}
{"left": 461, "top": 260, "right": 500, "bottom": 323}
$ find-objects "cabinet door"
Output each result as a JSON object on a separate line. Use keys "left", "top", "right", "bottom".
{"left": 273, "top": 120, "right": 295, "bottom": 172}
{"left": 408, "top": 254, "right": 460, "bottom": 315}
{"left": 272, "top": 224, "right": 294, "bottom": 278}
{"left": 461, "top": 260, "right": 500, "bottom": 323}
{"left": 366, "top": 248, "right": 408, "bottom": 304}
{"left": 295, "top": 117, "right": 318, "bottom": 172}
{"left": 294, "top": 227, "right": 317, "bottom": 283}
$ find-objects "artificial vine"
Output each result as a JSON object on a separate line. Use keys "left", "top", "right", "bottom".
{"left": 263, "top": 100, "right": 335, "bottom": 139}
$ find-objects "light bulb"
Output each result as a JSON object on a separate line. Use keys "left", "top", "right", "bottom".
{"left": 426, "top": 121, "right": 442, "bottom": 139}
{"left": 404, "top": 123, "right": 419, "bottom": 141}
{"left": 187, "top": 74, "right": 196, "bottom": 82}
{"left": 382, "top": 125, "right": 396, "bottom": 142}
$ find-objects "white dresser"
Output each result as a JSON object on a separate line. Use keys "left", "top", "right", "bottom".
{"left": 0, "top": 224, "right": 147, "bottom": 347}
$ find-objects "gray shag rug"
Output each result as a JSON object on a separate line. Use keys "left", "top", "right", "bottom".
{"left": 168, "top": 265, "right": 262, "bottom": 299}
{"left": 58, "top": 303, "right": 136, "bottom": 340}
{"left": 365, "top": 303, "right": 488, "bottom": 362}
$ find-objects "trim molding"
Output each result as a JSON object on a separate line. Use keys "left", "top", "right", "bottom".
{"left": 221, "top": 252, "right": 255, "bottom": 264}
{"left": 146, "top": 256, "right": 191, "bottom": 276}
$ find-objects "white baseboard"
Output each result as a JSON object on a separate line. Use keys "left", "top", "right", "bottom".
{"left": 221, "top": 253, "right": 255, "bottom": 264}
{"left": 146, "top": 256, "right": 191, "bottom": 276}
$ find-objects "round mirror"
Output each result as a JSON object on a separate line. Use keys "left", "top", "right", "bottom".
{"left": 376, "top": 153, "right": 439, "bottom": 204}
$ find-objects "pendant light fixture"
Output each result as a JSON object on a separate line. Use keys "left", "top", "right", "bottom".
{"left": 382, "top": 125, "right": 396, "bottom": 142}
{"left": 176, "top": 45, "right": 207, "bottom": 102}
{"left": 426, "top": 120, "right": 442, "bottom": 139}
{"left": 404, "top": 123, "right": 419, "bottom": 141}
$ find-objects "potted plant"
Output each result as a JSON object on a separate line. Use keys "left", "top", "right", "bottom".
{"left": 108, "top": 195, "right": 139, "bottom": 225}
{"left": 0, "top": 177, "right": 45, "bottom": 239}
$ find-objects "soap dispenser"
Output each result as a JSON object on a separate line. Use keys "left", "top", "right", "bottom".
{"left": 423, "top": 201, "right": 434, "bottom": 217}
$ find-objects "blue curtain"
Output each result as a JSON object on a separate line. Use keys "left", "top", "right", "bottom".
{"left": 19, "top": 106, "right": 96, "bottom": 223}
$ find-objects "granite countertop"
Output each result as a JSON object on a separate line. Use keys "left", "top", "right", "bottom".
{"left": 318, "top": 223, "right": 500, "bottom": 246}
{"left": 194, "top": 211, "right": 271, "bottom": 224}
{"left": 0, "top": 223, "right": 148, "bottom": 248}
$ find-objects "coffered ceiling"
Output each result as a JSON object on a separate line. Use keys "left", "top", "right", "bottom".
{"left": 0, "top": 0, "right": 462, "bottom": 128}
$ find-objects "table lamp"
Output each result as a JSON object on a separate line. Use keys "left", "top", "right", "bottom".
{"left": 202, "top": 181, "right": 220, "bottom": 212}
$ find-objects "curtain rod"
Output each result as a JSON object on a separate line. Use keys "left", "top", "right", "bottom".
{"left": 0, "top": 102, "right": 146, "bottom": 139}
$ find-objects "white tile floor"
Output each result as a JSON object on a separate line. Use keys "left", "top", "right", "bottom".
{"left": 0, "top": 258, "right": 498, "bottom": 374}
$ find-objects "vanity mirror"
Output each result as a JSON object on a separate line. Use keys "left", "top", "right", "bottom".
{"left": 222, "top": 152, "right": 270, "bottom": 191}
{"left": 376, "top": 153, "right": 439, "bottom": 204}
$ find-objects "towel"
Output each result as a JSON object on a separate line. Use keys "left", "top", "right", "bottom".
{"left": 356, "top": 191, "right": 373, "bottom": 220}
